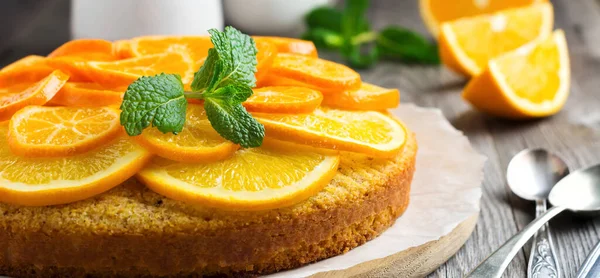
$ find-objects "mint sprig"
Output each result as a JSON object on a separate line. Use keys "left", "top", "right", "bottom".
{"left": 120, "top": 26, "right": 264, "bottom": 148}
{"left": 303, "top": 0, "right": 439, "bottom": 68}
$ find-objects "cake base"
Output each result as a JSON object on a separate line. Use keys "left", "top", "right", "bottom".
{"left": 0, "top": 133, "right": 417, "bottom": 277}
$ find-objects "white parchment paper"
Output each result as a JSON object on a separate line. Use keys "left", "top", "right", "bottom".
{"left": 266, "top": 104, "right": 487, "bottom": 278}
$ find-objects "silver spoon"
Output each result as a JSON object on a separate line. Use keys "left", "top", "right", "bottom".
{"left": 506, "top": 149, "right": 569, "bottom": 278}
{"left": 467, "top": 163, "right": 600, "bottom": 278}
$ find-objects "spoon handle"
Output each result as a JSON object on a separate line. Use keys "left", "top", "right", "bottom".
{"left": 466, "top": 206, "right": 567, "bottom": 278}
{"left": 576, "top": 240, "right": 600, "bottom": 278}
{"left": 528, "top": 199, "right": 561, "bottom": 278}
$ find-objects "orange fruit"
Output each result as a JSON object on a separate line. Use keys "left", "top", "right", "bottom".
{"left": 244, "top": 86, "right": 323, "bottom": 113}
{"left": 8, "top": 106, "right": 121, "bottom": 157}
{"left": 134, "top": 104, "right": 238, "bottom": 163}
{"left": 254, "top": 36, "right": 318, "bottom": 57}
{"left": 321, "top": 83, "right": 400, "bottom": 110}
{"left": 270, "top": 53, "right": 361, "bottom": 92}
{"left": 0, "top": 70, "right": 69, "bottom": 121}
{"left": 420, "top": 0, "right": 548, "bottom": 36}
{"left": 253, "top": 108, "right": 407, "bottom": 157}
{"left": 128, "top": 36, "right": 212, "bottom": 71}
{"left": 0, "top": 55, "right": 54, "bottom": 86}
{"left": 113, "top": 40, "right": 133, "bottom": 59}
{"left": 137, "top": 141, "right": 340, "bottom": 211}
{"left": 0, "top": 124, "right": 151, "bottom": 206}
{"left": 46, "top": 57, "right": 93, "bottom": 82}
{"left": 255, "top": 40, "right": 278, "bottom": 84}
{"left": 48, "top": 82, "right": 124, "bottom": 107}
{"left": 48, "top": 39, "right": 116, "bottom": 61}
{"left": 463, "top": 30, "right": 569, "bottom": 119}
{"left": 439, "top": 3, "right": 553, "bottom": 77}
{"left": 86, "top": 52, "right": 195, "bottom": 88}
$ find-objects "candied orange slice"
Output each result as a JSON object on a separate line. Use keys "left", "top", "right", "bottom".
{"left": 113, "top": 40, "right": 133, "bottom": 59}
{"left": 8, "top": 106, "right": 121, "bottom": 157}
{"left": 137, "top": 141, "right": 340, "bottom": 211}
{"left": 321, "top": 83, "right": 400, "bottom": 110}
{"left": 48, "top": 82, "right": 123, "bottom": 107}
{"left": 48, "top": 39, "right": 116, "bottom": 61}
{"left": 255, "top": 40, "right": 278, "bottom": 84}
{"left": 244, "top": 86, "right": 323, "bottom": 113}
{"left": 128, "top": 35, "right": 212, "bottom": 71}
{"left": 270, "top": 53, "right": 361, "bottom": 92}
{"left": 0, "top": 70, "right": 69, "bottom": 121}
{"left": 0, "top": 124, "right": 151, "bottom": 206}
{"left": 0, "top": 55, "right": 54, "bottom": 86}
{"left": 254, "top": 36, "right": 318, "bottom": 57}
{"left": 46, "top": 57, "right": 93, "bottom": 82}
{"left": 439, "top": 3, "right": 553, "bottom": 76}
{"left": 463, "top": 30, "right": 569, "bottom": 118}
{"left": 86, "top": 52, "right": 195, "bottom": 88}
{"left": 135, "top": 104, "right": 238, "bottom": 163}
{"left": 253, "top": 108, "right": 407, "bottom": 157}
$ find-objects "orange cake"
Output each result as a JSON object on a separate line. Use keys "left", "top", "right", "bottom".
{"left": 0, "top": 29, "right": 415, "bottom": 277}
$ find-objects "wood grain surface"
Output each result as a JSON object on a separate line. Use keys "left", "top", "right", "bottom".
{"left": 2, "top": 0, "right": 600, "bottom": 277}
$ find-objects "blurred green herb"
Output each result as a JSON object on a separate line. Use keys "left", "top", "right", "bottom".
{"left": 303, "top": 0, "right": 439, "bottom": 68}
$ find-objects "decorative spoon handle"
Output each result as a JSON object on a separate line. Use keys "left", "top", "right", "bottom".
{"left": 576, "top": 241, "right": 600, "bottom": 278}
{"left": 466, "top": 205, "right": 567, "bottom": 278}
{"left": 528, "top": 199, "right": 561, "bottom": 278}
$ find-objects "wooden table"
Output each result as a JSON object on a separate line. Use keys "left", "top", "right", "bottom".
{"left": 2, "top": 0, "right": 600, "bottom": 277}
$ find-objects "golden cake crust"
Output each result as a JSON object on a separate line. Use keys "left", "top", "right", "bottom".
{"left": 0, "top": 131, "right": 417, "bottom": 277}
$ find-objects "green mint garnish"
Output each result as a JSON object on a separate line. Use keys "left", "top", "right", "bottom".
{"left": 120, "top": 26, "right": 265, "bottom": 148}
{"left": 303, "top": 0, "right": 439, "bottom": 68}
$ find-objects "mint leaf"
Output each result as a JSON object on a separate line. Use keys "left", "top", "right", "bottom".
{"left": 190, "top": 48, "right": 222, "bottom": 92}
{"left": 377, "top": 27, "right": 440, "bottom": 64}
{"left": 341, "top": 0, "right": 370, "bottom": 43}
{"left": 204, "top": 84, "right": 253, "bottom": 103}
{"left": 204, "top": 92, "right": 264, "bottom": 148}
{"left": 120, "top": 73, "right": 187, "bottom": 136}
{"left": 302, "top": 28, "right": 344, "bottom": 50}
{"left": 305, "top": 7, "right": 343, "bottom": 32}
{"left": 208, "top": 26, "right": 258, "bottom": 88}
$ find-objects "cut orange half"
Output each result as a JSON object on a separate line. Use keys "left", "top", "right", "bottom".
{"left": 244, "top": 86, "right": 323, "bottom": 113}
{"left": 253, "top": 108, "right": 407, "bottom": 157}
{"left": 420, "top": 0, "right": 548, "bottom": 36}
{"left": 48, "top": 82, "right": 124, "bottom": 107}
{"left": 0, "top": 124, "right": 151, "bottom": 206}
{"left": 135, "top": 104, "right": 238, "bottom": 163}
{"left": 321, "top": 82, "right": 400, "bottom": 110}
{"left": 270, "top": 53, "right": 361, "bottom": 92}
{"left": 8, "top": 106, "right": 121, "bottom": 157}
{"left": 462, "top": 30, "right": 569, "bottom": 118}
{"left": 137, "top": 142, "right": 340, "bottom": 211}
{"left": 439, "top": 3, "right": 553, "bottom": 77}
{"left": 0, "top": 70, "right": 69, "bottom": 121}
{"left": 87, "top": 52, "right": 195, "bottom": 88}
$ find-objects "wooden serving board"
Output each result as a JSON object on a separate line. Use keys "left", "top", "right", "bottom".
{"left": 312, "top": 213, "right": 479, "bottom": 278}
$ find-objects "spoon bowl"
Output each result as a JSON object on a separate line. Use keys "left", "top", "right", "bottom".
{"left": 507, "top": 148, "right": 569, "bottom": 201}
{"left": 550, "top": 164, "right": 600, "bottom": 212}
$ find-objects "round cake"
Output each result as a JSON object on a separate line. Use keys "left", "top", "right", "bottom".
{"left": 0, "top": 131, "right": 416, "bottom": 277}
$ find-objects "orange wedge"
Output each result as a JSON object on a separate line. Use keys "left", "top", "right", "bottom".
{"left": 322, "top": 83, "right": 400, "bottom": 110}
{"left": 253, "top": 108, "right": 407, "bottom": 157}
{"left": 86, "top": 52, "right": 195, "bottom": 88}
{"left": 48, "top": 39, "right": 116, "bottom": 61}
{"left": 439, "top": 3, "right": 553, "bottom": 77}
{"left": 0, "top": 55, "right": 54, "bottom": 86}
{"left": 8, "top": 106, "right": 121, "bottom": 157}
{"left": 254, "top": 36, "right": 318, "bottom": 57}
{"left": 0, "top": 124, "right": 151, "bottom": 206}
{"left": 463, "top": 30, "right": 569, "bottom": 119}
{"left": 420, "top": 0, "right": 548, "bottom": 36}
{"left": 48, "top": 82, "right": 124, "bottom": 107}
{"left": 270, "top": 53, "right": 361, "bottom": 92}
{"left": 135, "top": 104, "right": 238, "bottom": 163}
{"left": 0, "top": 70, "right": 69, "bottom": 121}
{"left": 137, "top": 142, "right": 340, "bottom": 211}
{"left": 244, "top": 86, "right": 323, "bottom": 113}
